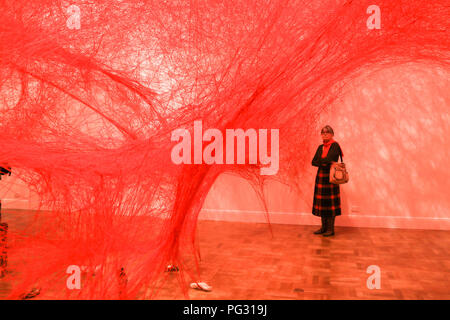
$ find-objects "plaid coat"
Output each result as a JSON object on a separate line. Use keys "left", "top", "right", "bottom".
{"left": 311, "top": 142, "right": 343, "bottom": 217}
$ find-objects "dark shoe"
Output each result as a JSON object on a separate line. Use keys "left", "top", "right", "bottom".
{"left": 313, "top": 216, "right": 327, "bottom": 234}
{"left": 166, "top": 265, "right": 179, "bottom": 272}
{"left": 118, "top": 267, "right": 128, "bottom": 284}
{"left": 118, "top": 267, "right": 127, "bottom": 299}
{"left": 20, "top": 287, "right": 41, "bottom": 300}
{"left": 323, "top": 216, "right": 335, "bottom": 237}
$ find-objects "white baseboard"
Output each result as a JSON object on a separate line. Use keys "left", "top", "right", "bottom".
{"left": 3, "top": 202, "right": 448, "bottom": 231}
{"left": 1, "top": 199, "right": 30, "bottom": 210}
{"left": 199, "top": 208, "right": 450, "bottom": 231}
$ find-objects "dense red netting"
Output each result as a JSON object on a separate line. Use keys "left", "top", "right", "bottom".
{"left": 0, "top": 0, "right": 449, "bottom": 299}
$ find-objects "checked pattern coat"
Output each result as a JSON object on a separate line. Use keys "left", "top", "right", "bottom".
{"left": 311, "top": 142, "right": 343, "bottom": 217}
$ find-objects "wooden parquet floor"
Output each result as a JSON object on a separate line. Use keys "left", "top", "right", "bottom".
{"left": 1, "top": 210, "right": 449, "bottom": 300}
{"left": 155, "top": 220, "right": 450, "bottom": 300}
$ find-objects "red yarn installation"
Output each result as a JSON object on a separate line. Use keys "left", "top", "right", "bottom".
{"left": 0, "top": 0, "right": 449, "bottom": 299}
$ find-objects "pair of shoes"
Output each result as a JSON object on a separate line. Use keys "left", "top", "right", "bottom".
{"left": 20, "top": 287, "right": 41, "bottom": 300}
{"left": 323, "top": 216, "right": 335, "bottom": 237}
{"left": 118, "top": 267, "right": 128, "bottom": 283}
{"left": 313, "top": 216, "right": 327, "bottom": 234}
{"left": 166, "top": 264, "right": 179, "bottom": 272}
{"left": 190, "top": 282, "right": 212, "bottom": 292}
{"left": 118, "top": 267, "right": 127, "bottom": 299}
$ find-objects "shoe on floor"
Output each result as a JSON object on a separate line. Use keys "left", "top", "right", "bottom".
{"left": 190, "top": 282, "right": 212, "bottom": 292}
{"left": 20, "top": 287, "right": 41, "bottom": 300}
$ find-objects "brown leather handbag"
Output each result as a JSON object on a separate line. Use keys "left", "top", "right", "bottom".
{"left": 330, "top": 151, "right": 349, "bottom": 184}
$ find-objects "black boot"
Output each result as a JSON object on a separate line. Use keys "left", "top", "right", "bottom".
{"left": 313, "top": 216, "right": 327, "bottom": 234}
{"left": 323, "top": 216, "right": 335, "bottom": 237}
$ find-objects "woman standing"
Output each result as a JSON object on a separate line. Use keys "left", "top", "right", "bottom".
{"left": 311, "top": 125, "right": 343, "bottom": 237}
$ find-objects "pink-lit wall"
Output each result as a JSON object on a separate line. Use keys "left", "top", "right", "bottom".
{"left": 199, "top": 63, "right": 450, "bottom": 230}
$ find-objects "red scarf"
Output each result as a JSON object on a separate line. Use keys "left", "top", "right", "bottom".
{"left": 321, "top": 139, "right": 336, "bottom": 158}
